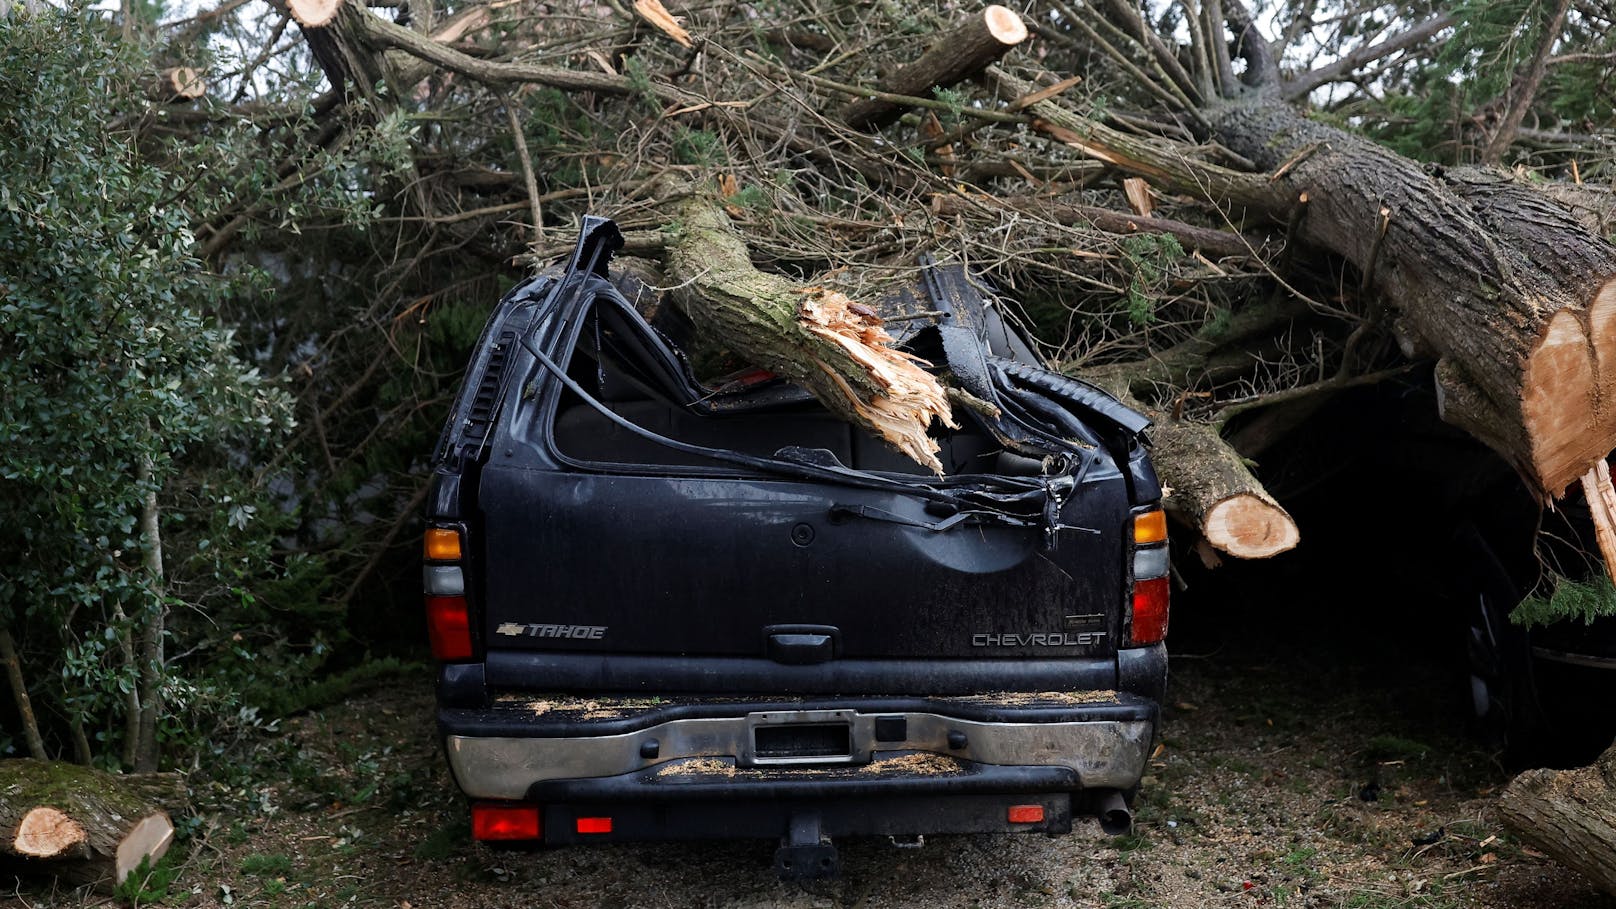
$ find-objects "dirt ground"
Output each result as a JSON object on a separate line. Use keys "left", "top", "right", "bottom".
{"left": 8, "top": 611, "right": 1615, "bottom": 909}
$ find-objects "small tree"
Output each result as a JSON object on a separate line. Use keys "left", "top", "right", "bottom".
{"left": 0, "top": 8, "right": 293, "bottom": 769}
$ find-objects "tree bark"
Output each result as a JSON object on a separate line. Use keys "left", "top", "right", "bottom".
{"left": 843, "top": 6, "right": 1028, "bottom": 131}
{"left": 0, "top": 760, "right": 181, "bottom": 891}
{"left": 1498, "top": 740, "right": 1616, "bottom": 897}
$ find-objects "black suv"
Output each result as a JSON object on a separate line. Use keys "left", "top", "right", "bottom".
{"left": 423, "top": 218, "right": 1168, "bottom": 876}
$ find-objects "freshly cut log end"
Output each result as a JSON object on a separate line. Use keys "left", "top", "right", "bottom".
{"left": 13, "top": 807, "right": 86, "bottom": 859}
{"left": 981, "top": 5, "right": 1028, "bottom": 45}
{"left": 148, "top": 67, "right": 205, "bottom": 102}
{"left": 114, "top": 814, "right": 175, "bottom": 885}
{"left": 1202, "top": 494, "right": 1300, "bottom": 559}
{"left": 1523, "top": 307, "right": 1602, "bottom": 496}
{"left": 288, "top": 0, "right": 342, "bottom": 28}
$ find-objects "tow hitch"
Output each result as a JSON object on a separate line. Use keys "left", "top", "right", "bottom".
{"left": 773, "top": 812, "right": 839, "bottom": 880}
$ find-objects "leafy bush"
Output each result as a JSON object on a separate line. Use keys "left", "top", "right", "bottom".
{"left": 0, "top": 8, "right": 299, "bottom": 769}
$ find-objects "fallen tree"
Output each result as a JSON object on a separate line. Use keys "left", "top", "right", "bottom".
{"left": 242, "top": 0, "right": 1616, "bottom": 570}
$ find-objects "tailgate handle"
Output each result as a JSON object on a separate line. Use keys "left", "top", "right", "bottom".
{"left": 764, "top": 625, "right": 839, "bottom": 665}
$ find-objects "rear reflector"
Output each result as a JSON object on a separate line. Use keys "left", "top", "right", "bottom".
{"left": 1133, "top": 510, "right": 1168, "bottom": 544}
{"left": 1129, "top": 576, "right": 1170, "bottom": 646}
{"left": 425, "top": 527, "right": 462, "bottom": 561}
{"left": 575, "top": 817, "right": 613, "bottom": 835}
{"left": 1132, "top": 544, "right": 1169, "bottom": 580}
{"left": 472, "top": 803, "right": 541, "bottom": 841}
{"left": 426, "top": 595, "right": 473, "bottom": 661}
{"left": 424, "top": 565, "right": 466, "bottom": 596}
{"left": 1007, "top": 804, "right": 1045, "bottom": 824}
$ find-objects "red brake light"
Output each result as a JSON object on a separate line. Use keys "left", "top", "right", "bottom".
{"left": 1129, "top": 576, "right": 1170, "bottom": 646}
{"left": 575, "top": 816, "right": 613, "bottom": 834}
{"left": 426, "top": 595, "right": 473, "bottom": 661}
{"left": 472, "top": 803, "right": 541, "bottom": 841}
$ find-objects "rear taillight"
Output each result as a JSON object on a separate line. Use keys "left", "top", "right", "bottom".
{"left": 1129, "top": 577, "right": 1170, "bottom": 645}
{"left": 472, "top": 802, "right": 542, "bottom": 841}
{"left": 1127, "top": 509, "right": 1170, "bottom": 646}
{"left": 424, "top": 526, "right": 473, "bottom": 661}
{"left": 426, "top": 595, "right": 473, "bottom": 661}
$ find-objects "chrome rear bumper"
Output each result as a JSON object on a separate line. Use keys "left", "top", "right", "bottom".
{"left": 445, "top": 703, "right": 1154, "bottom": 800}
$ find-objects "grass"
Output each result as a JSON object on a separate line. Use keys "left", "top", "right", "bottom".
{"left": 240, "top": 852, "right": 294, "bottom": 877}
{"left": 1364, "top": 735, "right": 1433, "bottom": 763}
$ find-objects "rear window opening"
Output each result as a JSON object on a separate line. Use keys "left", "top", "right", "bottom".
{"left": 545, "top": 298, "right": 1012, "bottom": 476}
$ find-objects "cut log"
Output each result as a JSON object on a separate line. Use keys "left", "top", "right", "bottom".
{"left": 144, "top": 66, "right": 206, "bottom": 102}
{"left": 1150, "top": 416, "right": 1300, "bottom": 559}
{"left": 660, "top": 190, "right": 956, "bottom": 472}
{"left": 1082, "top": 367, "right": 1300, "bottom": 560}
{"left": 843, "top": 6, "right": 1027, "bottom": 130}
{"left": 0, "top": 760, "right": 181, "bottom": 891}
{"left": 1498, "top": 741, "right": 1616, "bottom": 897}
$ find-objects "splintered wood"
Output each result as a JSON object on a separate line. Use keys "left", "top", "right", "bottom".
{"left": 1580, "top": 459, "right": 1616, "bottom": 581}
{"left": 797, "top": 288, "right": 956, "bottom": 474}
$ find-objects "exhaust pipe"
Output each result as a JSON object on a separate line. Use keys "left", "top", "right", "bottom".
{"left": 1093, "top": 789, "right": 1133, "bottom": 835}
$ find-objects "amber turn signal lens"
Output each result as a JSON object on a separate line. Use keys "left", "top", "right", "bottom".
{"left": 1132, "top": 510, "right": 1167, "bottom": 544}
{"left": 424, "top": 527, "right": 462, "bottom": 561}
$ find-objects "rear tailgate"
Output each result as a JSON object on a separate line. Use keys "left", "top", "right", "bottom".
{"left": 475, "top": 464, "right": 1131, "bottom": 661}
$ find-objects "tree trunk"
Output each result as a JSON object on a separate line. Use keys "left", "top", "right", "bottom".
{"left": 843, "top": 6, "right": 1027, "bottom": 130}
{"left": 0, "top": 631, "right": 45, "bottom": 761}
{"left": 1206, "top": 103, "right": 1616, "bottom": 499}
{"left": 133, "top": 453, "right": 164, "bottom": 773}
{"left": 1497, "top": 741, "right": 1616, "bottom": 897}
{"left": 0, "top": 760, "right": 181, "bottom": 891}
{"left": 661, "top": 190, "right": 955, "bottom": 472}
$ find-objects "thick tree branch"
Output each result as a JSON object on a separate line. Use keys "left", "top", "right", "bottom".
{"left": 1482, "top": 0, "right": 1574, "bottom": 165}
{"left": 1281, "top": 12, "right": 1454, "bottom": 101}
